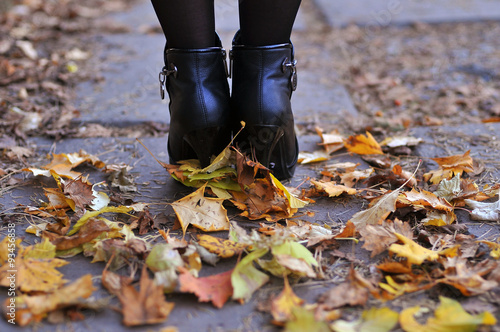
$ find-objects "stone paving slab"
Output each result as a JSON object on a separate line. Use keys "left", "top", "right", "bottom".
{"left": 75, "top": 0, "right": 355, "bottom": 126}
{"left": 315, "top": 0, "right": 500, "bottom": 27}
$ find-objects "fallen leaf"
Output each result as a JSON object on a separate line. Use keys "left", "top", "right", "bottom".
{"left": 331, "top": 307, "right": 399, "bottom": 332}
{"left": 271, "top": 276, "right": 304, "bottom": 324}
{"left": 319, "top": 268, "right": 377, "bottom": 309}
{"left": 197, "top": 234, "right": 247, "bottom": 258}
{"left": 388, "top": 233, "right": 440, "bottom": 265}
{"left": 316, "top": 127, "right": 344, "bottom": 154}
{"left": 311, "top": 179, "right": 357, "bottom": 197}
{"left": 399, "top": 296, "right": 496, "bottom": 332}
{"left": 464, "top": 196, "right": 499, "bottom": 222}
{"left": 344, "top": 132, "right": 383, "bottom": 155}
{"left": 285, "top": 306, "right": 331, "bottom": 332}
{"left": 231, "top": 248, "right": 270, "bottom": 303}
{"left": 402, "top": 189, "right": 454, "bottom": 212}
{"left": 43, "top": 218, "right": 110, "bottom": 250}
{"left": 424, "top": 151, "right": 474, "bottom": 184}
{"left": 350, "top": 189, "right": 400, "bottom": 228}
{"left": 359, "top": 219, "right": 413, "bottom": 257}
{"left": 480, "top": 241, "right": 500, "bottom": 259}
{"left": 114, "top": 267, "right": 174, "bottom": 326}
{"left": 0, "top": 243, "right": 68, "bottom": 292}
{"left": 171, "top": 184, "right": 230, "bottom": 234}
{"left": 179, "top": 267, "right": 233, "bottom": 309}
{"left": 8, "top": 274, "right": 95, "bottom": 326}
{"left": 298, "top": 151, "right": 330, "bottom": 164}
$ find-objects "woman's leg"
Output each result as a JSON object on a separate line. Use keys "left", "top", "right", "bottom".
{"left": 151, "top": 0, "right": 231, "bottom": 167}
{"left": 151, "top": 0, "right": 215, "bottom": 48}
{"left": 238, "top": 0, "right": 302, "bottom": 46}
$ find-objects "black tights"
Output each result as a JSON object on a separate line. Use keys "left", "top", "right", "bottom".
{"left": 151, "top": 0, "right": 302, "bottom": 49}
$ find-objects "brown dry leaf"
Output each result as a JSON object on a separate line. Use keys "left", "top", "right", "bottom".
{"left": 230, "top": 179, "right": 294, "bottom": 221}
{"left": 114, "top": 267, "right": 174, "bottom": 326}
{"left": 60, "top": 176, "right": 95, "bottom": 211}
{"left": 424, "top": 150, "right": 474, "bottom": 184}
{"left": 315, "top": 127, "right": 344, "bottom": 153}
{"left": 43, "top": 187, "right": 71, "bottom": 210}
{"left": 171, "top": 184, "right": 230, "bottom": 234}
{"left": 310, "top": 180, "right": 357, "bottom": 197}
{"left": 270, "top": 276, "right": 304, "bottom": 324}
{"left": 178, "top": 267, "right": 233, "bottom": 309}
{"left": 319, "top": 268, "right": 378, "bottom": 309}
{"left": 197, "top": 234, "right": 247, "bottom": 258}
{"left": 10, "top": 275, "right": 95, "bottom": 326}
{"left": 401, "top": 189, "right": 454, "bottom": 212}
{"left": 360, "top": 219, "right": 413, "bottom": 257}
{"left": 350, "top": 189, "right": 401, "bottom": 228}
{"left": 43, "top": 218, "right": 110, "bottom": 251}
{"left": 344, "top": 132, "right": 383, "bottom": 155}
{"left": 439, "top": 258, "right": 498, "bottom": 296}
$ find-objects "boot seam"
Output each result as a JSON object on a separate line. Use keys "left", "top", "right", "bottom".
{"left": 195, "top": 52, "right": 208, "bottom": 128}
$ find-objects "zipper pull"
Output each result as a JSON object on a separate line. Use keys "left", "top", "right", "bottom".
{"left": 229, "top": 50, "right": 233, "bottom": 79}
{"left": 222, "top": 49, "right": 229, "bottom": 78}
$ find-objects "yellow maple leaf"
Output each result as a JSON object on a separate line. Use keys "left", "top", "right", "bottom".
{"left": 171, "top": 184, "right": 230, "bottom": 234}
{"left": 344, "top": 132, "right": 383, "bottom": 155}
{"left": 0, "top": 243, "right": 68, "bottom": 292}
{"left": 388, "top": 233, "right": 440, "bottom": 265}
{"left": 399, "top": 296, "right": 496, "bottom": 332}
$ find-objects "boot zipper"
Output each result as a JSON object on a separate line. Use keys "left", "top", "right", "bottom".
{"left": 222, "top": 49, "right": 229, "bottom": 78}
{"left": 229, "top": 50, "right": 233, "bottom": 79}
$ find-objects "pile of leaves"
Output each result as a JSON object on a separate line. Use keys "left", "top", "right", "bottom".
{"left": 0, "top": 0, "right": 165, "bottom": 161}
{"left": 1, "top": 129, "right": 499, "bottom": 330}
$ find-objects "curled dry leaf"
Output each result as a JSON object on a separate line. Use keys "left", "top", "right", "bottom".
{"left": 424, "top": 150, "right": 474, "bottom": 184}
{"left": 360, "top": 219, "right": 413, "bottom": 257}
{"left": 344, "top": 132, "right": 383, "bottom": 155}
{"left": 310, "top": 180, "right": 357, "bottom": 197}
{"left": 7, "top": 274, "right": 95, "bottom": 326}
{"left": 197, "top": 234, "right": 247, "bottom": 258}
{"left": 350, "top": 189, "right": 400, "bottom": 228}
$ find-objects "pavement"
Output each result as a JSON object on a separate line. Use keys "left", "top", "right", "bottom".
{"left": 1, "top": 0, "right": 500, "bottom": 331}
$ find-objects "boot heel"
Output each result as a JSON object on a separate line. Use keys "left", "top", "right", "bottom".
{"left": 243, "top": 125, "right": 284, "bottom": 169}
{"left": 183, "top": 127, "right": 223, "bottom": 167}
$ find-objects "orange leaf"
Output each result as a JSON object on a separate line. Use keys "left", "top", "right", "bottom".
{"left": 178, "top": 268, "right": 233, "bottom": 309}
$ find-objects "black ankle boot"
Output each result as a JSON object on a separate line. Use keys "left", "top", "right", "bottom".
{"left": 230, "top": 32, "right": 299, "bottom": 181}
{"left": 159, "top": 37, "right": 231, "bottom": 167}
